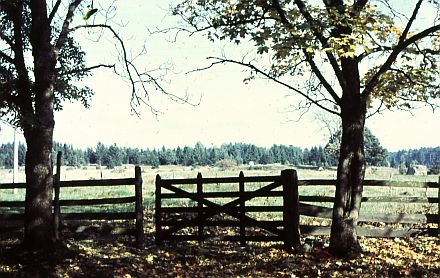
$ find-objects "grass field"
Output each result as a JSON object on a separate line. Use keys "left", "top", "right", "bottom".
{"left": 1, "top": 164, "right": 438, "bottom": 218}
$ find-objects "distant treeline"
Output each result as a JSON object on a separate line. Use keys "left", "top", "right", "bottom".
{"left": 0, "top": 142, "right": 438, "bottom": 170}
{"left": 388, "top": 147, "right": 440, "bottom": 168}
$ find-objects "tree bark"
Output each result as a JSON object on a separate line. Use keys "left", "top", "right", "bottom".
{"left": 329, "top": 99, "right": 367, "bottom": 257}
{"left": 329, "top": 52, "right": 367, "bottom": 258}
{"left": 23, "top": 0, "right": 58, "bottom": 251}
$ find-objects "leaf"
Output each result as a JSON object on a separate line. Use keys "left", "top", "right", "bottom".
{"left": 83, "top": 8, "right": 98, "bottom": 20}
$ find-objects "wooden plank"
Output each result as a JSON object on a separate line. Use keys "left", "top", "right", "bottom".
{"left": 161, "top": 175, "right": 280, "bottom": 185}
{"left": 359, "top": 213, "right": 436, "bottom": 224}
{"left": 0, "top": 213, "right": 24, "bottom": 220}
{"left": 298, "top": 180, "right": 439, "bottom": 188}
{"left": 300, "top": 225, "right": 436, "bottom": 237}
{"left": 161, "top": 190, "right": 283, "bottom": 199}
{"left": 0, "top": 183, "right": 26, "bottom": 189}
{"left": 298, "top": 180, "right": 335, "bottom": 186}
{"left": 0, "top": 201, "right": 25, "bottom": 207}
{"left": 299, "top": 196, "right": 438, "bottom": 203}
{"left": 239, "top": 171, "right": 245, "bottom": 246}
{"left": 61, "top": 212, "right": 136, "bottom": 220}
{"left": 161, "top": 220, "right": 284, "bottom": 227}
{"left": 135, "top": 166, "right": 144, "bottom": 248}
{"left": 59, "top": 178, "right": 136, "bottom": 187}
{"left": 164, "top": 234, "right": 281, "bottom": 242}
{"left": 160, "top": 182, "right": 285, "bottom": 237}
{"left": 299, "top": 203, "right": 333, "bottom": 218}
{"left": 59, "top": 197, "right": 135, "bottom": 206}
{"left": 160, "top": 205, "right": 284, "bottom": 213}
{"left": 364, "top": 180, "right": 439, "bottom": 189}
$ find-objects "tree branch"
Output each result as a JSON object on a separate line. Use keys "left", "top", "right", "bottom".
{"left": 0, "top": 50, "right": 14, "bottom": 64}
{"left": 303, "top": 50, "right": 341, "bottom": 105}
{"left": 198, "top": 56, "right": 340, "bottom": 116}
{"left": 291, "top": 0, "right": 348, "bottom": 92}
{"left": 363, "top": 22, "right": 440, "bottom": 98}
{"left": 58, "top": 63, "right": 115, "bottom": 76}
{"left": 48, "top": 0, "right": 62, "bottom": 24}
{"left": 55, "top": 0, "right": 83, "bottom": 50}
{"left": 69, "top": 23, "right": 136, "bottom": 105}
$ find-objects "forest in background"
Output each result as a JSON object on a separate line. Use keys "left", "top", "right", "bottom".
{"left": 0, "top": 140, "right": 439, "bottom": 173}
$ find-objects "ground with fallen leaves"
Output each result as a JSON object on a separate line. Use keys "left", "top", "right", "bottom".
{"left": 0, "top": 225, "right": 439, "bottom": 278}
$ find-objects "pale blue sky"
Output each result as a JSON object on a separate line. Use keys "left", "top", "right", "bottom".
{"left": 0, "top": 0, "right": 439, "bottom": 152}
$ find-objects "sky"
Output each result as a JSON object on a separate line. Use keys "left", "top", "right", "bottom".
{"left": 0, "top": 0, "right": 439, "bottom": 152}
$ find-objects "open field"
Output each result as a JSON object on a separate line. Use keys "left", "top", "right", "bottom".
{"left": 1, "top": 164, "right": 438, "bottom": 219}
{"left": 1, "top": 165, "right": 439, "bottom": 277}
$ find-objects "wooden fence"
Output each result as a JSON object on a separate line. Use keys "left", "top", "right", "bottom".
{"left": 155, "top": 169, "right": 301, "bottom": 249}
{"left": 299, "top": 178, "right": 439, "bottom": 237}
{"left": 156, "top": 170, "right": 440, "bottom": 245}
{"left": 0, "top": 153, "right": 144, "bottom": 247}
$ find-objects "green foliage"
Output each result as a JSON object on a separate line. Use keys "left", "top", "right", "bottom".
{"left": 0, "top": 2, "right": 94, "bottom": 128}
{"left": 324, "top": 128, "right": 388, "bottom": 166}
{"left": 174, "top": 1, "right": 440, "bottom": 113}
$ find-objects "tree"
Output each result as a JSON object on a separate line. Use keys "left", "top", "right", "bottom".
{"left": 173, "top": 0, "right": 440, "bottom": 257}
{"left": 325, "top": 127, "right": 388, "bottom": 166}
{"left": 0, "top": 1, "right": 174, "bottom": 251}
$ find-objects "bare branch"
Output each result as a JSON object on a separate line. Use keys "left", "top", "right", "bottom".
{"left": 48, "top": 0, "right": 62, "bottom": 24}
{"left": 58, "top": 63, "right": 115, "bottom": 76}
{"left": 303, "top": 50, "right": 341, "bottom": 105}
{"left": 196, "top": 56, "right": 340, "bottom": 116}
{"left": 55, "top": 0, "right": 83, "bottom": 50}
{"left": 0, "top": 50, "right": 14, "bottom": 64}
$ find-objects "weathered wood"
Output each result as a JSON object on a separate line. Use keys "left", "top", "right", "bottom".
{"left": 161, "top": 175, "right": 281, "bottom": 185}
{"left": 239, "top": 171, "right": 245, "bottom": 246}
{"left": 298, "top": 196, "right": 439, "bottom": 203}
{"left": 0, "top": 201, "right": 25, "bottom": 207}
{"left": 298, "top": 179, "right": 439, "bottom": 188}
{"left": 161, "top": 220, "right": 284, "bottom": 227}
{"left": 197, "top": 172, "right": 204, "bottom": 243}
{"left": 59, "top": 197, "right": 136, "bottom": 206}
{"left": 61, "top": 212, "right": 136, "bottom": 220}
{"left": 155, "top": 174, "right": 163, "bottom": 243}
{"left": 0, "top": 183, "right": 26, "bottom": 189}
{"left": 160, "top": 205, "right": 284, "bottom": 213}
{"left": 282, "top": 169, "right": 300, "bottom": 250}
{"left": 0, "top": 213, "right": 24, "bottom": 220}
{"left": 300, "top": 225, "right": 436, "bottom": 237}
{"left": 164, "top": 234, "right": 281, "bottom": 242}
{"left": 160, "top": 189, "right": 283, "bottom": 199}
{"left": 59, "top": 178, "right": 136, "bottom": 187}
{"left": 53, "top": 151, "right": 62, "bottom": 240}
{"left": 299, "top": 203, "right": 438, "bottom": 224}
{"left": 135, "top": 166, "right": 144, "bottom": 248}
{"left": 159, "top": 181, "right": 283, "bottom": 236}
{"left": 438, "top": 176, "right": 440, "bottom": 237}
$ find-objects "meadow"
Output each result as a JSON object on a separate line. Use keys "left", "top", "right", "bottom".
{"left": 1, "top": 164, "right": 438, "bottom": 221}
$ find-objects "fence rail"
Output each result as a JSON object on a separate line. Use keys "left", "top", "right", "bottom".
{"left": 155, "top": 170, "right": 301, "bottom": 249}
{"left": 0, "top": 152, "right": 144, "bottom": 247}
{"left": 156, "top": 170, "right": 440, "bottom": 243}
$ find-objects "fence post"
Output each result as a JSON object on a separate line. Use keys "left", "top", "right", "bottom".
{"left": 135, "top": 166, "right": 144, "bottom": 248}
{"left": 53, "top": 151, "right": 62, "bottom": 240}
{"left": 239, "top": 171, "right": 246, "bottom": 246}
{"left": 197, "top": 172, "right": 204, "bottom": 243}
{"left": 438, "top": 176, "right": 440, "bottom": 238}
{"left": 281, "top": 169, "right": 300, "bottom": 251}
{"left": 155, "top": 174, "right": 162, "bottom": 244}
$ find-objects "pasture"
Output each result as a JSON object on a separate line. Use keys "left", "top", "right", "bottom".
{"left": 0, "top": 164, "right": 439, "bottom": 277}
{"left": 0, "top": 164, "right": 438, "bottom": 219}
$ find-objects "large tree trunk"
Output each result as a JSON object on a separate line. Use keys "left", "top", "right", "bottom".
{"left": 23, "top": 0, "right": 58, "bottom": 251}
{"left": 24, "top": 126, "right": 55, "bottom": 250}
{"left": 329, "top": 99, "right": 366, "bottom": 258}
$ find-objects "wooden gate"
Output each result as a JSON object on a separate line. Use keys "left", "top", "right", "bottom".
{"left": 155, "top": 169, "right": 300, "bottom": 249}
